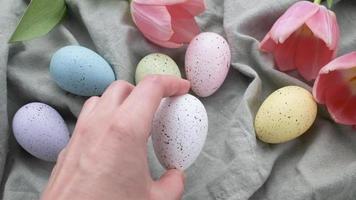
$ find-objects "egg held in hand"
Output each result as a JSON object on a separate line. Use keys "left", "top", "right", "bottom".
{"left": 255, "top": 86, "right": 317, "bottom": 144}
{"left": 151, "top": 94, "right": 208, "bottom": 170}
{"left": 12, "top": 102, "right": 70, "bottom": 162}
{"left": 50, "top": 45, "right": 116, "bottom": 96}
{"left": 135, "top": 53, "right": 181, "bottom": 84}
{"left": 185, "top": 32, "right": 231, "bottom": 97}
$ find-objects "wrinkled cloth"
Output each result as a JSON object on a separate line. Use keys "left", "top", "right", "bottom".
{"left": 1, "top": 0, "right": 356, "bottom": 199}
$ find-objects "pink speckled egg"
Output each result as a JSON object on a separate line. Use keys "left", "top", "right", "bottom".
{"left": 12, "top": 102, "right": 70, "bottom": 162}
{"left": 185, "top": 32, "right": 231, "bottom": 97}
{"left": 151, "top": 94, "right": 208, "bottom": 170}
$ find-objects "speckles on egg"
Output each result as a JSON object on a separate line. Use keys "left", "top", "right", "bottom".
{"left": 151, "top": 94, "right": 208, "bottom": 170}
{"left": 185, "top": 32, "right": 231, "bottom": 97}
{"left": 12, "top": 102, "right": 70, "bottom": 162}
{"left": 255, "top": 86, "right": 317, "bottom": 144}
{"left": 50, "top": 45, "right": 116, "bottom": 96}
{"left": 135, "top": 53, "right": 181, "bottom": 84}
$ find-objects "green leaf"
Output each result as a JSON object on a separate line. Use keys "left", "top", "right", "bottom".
{"left": 327, "top": 0, "right": 334, "bottom": 8}
{"left": 313, "top": 0, "right": 322, "bottom": 4}
{"left": 9, "top": 0, "right": 66, "bottom": 43}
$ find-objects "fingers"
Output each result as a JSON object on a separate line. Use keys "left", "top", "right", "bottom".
{"left": 78, "top": 81, "right": 134, "bottom": 123}
{"left": 99, "top": 81, "right": 134, "bottom": 109}
{"left": 47, "top": 148, "right": 68, "bottom": 190}
{"left": 79, "top": 81, "right": 134, "bottom": 119}
{"left": 151, "top": 169, "right": 185, "bottom": 200}
{"left": 78, "top": 96, "right": 100, "bottom": 119}
{"left": 120, "top": 75, "right": 190, "bottom": 135}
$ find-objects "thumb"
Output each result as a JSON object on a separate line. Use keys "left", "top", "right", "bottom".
{"left": 151, "top": 169, "right": 185, "bottom": 200}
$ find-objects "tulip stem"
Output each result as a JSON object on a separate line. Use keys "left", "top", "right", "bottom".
{"left": 314, "top": 0, "right": 322, "bottom": 4}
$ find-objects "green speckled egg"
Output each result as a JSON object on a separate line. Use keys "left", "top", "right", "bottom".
{"left": 255, "top": 86, "right": 317, "bottom": 144}
{"left": 135, "top": 53, "right": 181, "bottom": 84}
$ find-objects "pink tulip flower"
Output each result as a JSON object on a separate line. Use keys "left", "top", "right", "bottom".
{"left": 260, "top": 1, "right": 340, "bottom": 81}
{"left": 130, "top": 0, "right": 205, "bottom": 48}
{"left": 313, "top": 52, "right": 356, "bottom": 126}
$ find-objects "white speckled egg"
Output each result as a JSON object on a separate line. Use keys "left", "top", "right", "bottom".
{"left": 135, "top": 53, "right": 181, "bottom": 84}
{"left": 151, "top": 94, "right": 208, "bottom": 170}
{"left": 255, "top": 86, "right": 317, "bottom": 144}
{"left": 12, "top": 102, "right": 70, "bottom": 162}
{"left": 185, "top": 32, "right": 231, "bottom": 97}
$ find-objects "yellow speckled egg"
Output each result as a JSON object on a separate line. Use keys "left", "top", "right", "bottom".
{"left": 255, "top": 86, "right": 317, "bottom": 144}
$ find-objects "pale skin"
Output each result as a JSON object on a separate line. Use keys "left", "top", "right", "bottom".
{"left": 41, "top": 75, "right": 190, "bottom": 200}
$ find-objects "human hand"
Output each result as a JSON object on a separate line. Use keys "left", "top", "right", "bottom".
{"left": 41, "top": 75, "right": 190, "bottom": 200}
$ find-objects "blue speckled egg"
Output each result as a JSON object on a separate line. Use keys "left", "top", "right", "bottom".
{"left": 50, "top": 45, "right": 116, "bottom": 96}
{"left": 12, "top": 102, "right": 70, "bottom": 162}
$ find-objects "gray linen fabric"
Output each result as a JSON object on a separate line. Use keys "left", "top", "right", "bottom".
{"left": 1, "top": 0, "right": 356, "bottom": 199}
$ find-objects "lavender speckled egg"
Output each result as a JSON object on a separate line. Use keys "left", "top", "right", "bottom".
{"left": 12, "top": 102, "right": 70, "bottom": 162}
{"left": 185, "top": 32, "right": 231, "bottom": 97}
{"left": 50, "top": 45, "right": 116, "bottom": 96}
{"left": 151, "top": 94, "right": 208, "bottom": 170}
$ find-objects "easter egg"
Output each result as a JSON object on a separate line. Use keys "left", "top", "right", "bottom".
{"left": 50, "top": 45, "right": 116, "bottom": 96}
{"left": 151, "top": 94, "right": 208, "bottom": 170}
{"left": 12, "top": 102, "right": 70, "bottom": 162}
{"left": 135, "top": 53, "right": 181, "bottom": 84}
{"left": 185, "top": 32, "right": 231, "bottom": 97}
{"left": 255, "top": 86, "right": 317, "bottom": 144}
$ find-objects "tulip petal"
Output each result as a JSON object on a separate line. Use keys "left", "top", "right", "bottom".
{"left": 319, "top": 52, "right": 356, "bottom": 73}
{"left": 167, "top": 6, "right": 200, "bottom": 43}
{"left": 170, "top": 18, "right": 200, "bottom": 43}
{"left": 259, "top": 32, "right": 277, "bottom": 52}
{"left": 335, "top": 96, "right": 356, "bottom": 125}
{"left": 313, "top": 52, "right": 356, "bottom": 125}
{"left": 325, "top": 83, "right": 356, "bottom": 125}
{"left": 131, "top": 3, "right": 173, "bottom": 41}
{"left": 175, "top": 0, "right": 206, "bottom": 15}
{"left": 306, "top": 7, "right": 339, "bottom": 50}
{"left": 145, "top": 34, "right": 183, "bottom": 48}
{"left": 313, "top": 52, "right": 356, "bottom": 102}
{"left": 273, "top": 31, "right": 300, "bottom": 71}
{"left": 313, "top": 69, "right": 340, "bottom": 103}
{"left": 294, "top": 26, "right": 333, "bottom": 81}
{"left": 133, "top": 0, "right": 188, "bottom": 6}
{"left": 325, "top": 81, "right": 349, "bottom": 112}
{"left": 270, "top": 1, "right": 319, "bottom": 44}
